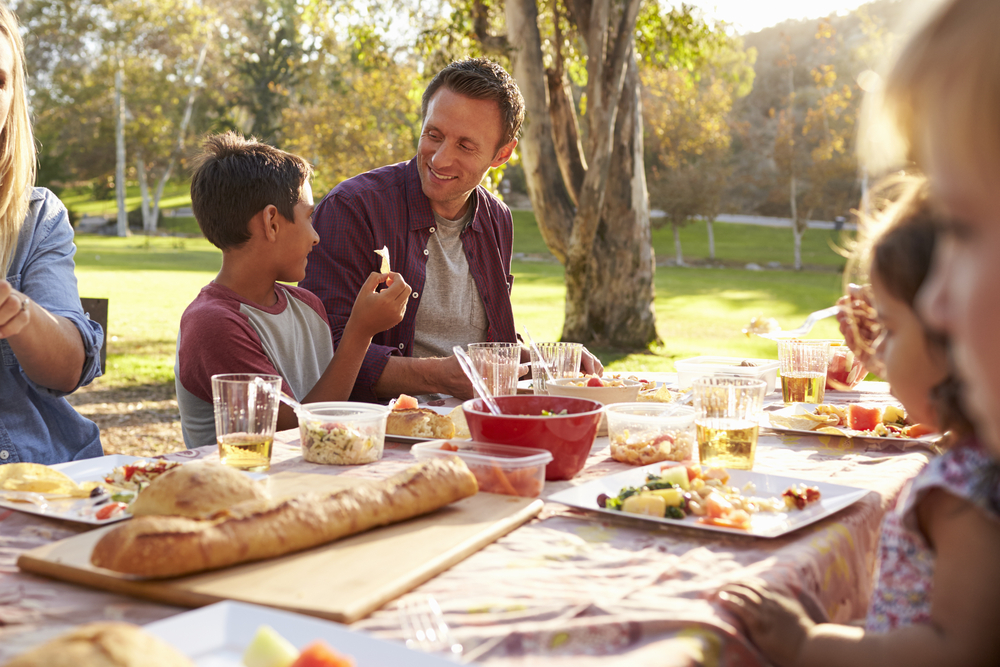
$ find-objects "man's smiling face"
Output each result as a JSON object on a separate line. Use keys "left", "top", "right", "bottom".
{"left": 416, "top": 87, "right": 515, "bottom": 220}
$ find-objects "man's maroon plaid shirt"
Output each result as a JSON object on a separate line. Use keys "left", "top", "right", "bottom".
{"left": 299, "top": 158, "right": 517, "bottom": 402}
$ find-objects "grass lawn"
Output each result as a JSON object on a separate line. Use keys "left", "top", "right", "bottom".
{"left": 74, "top": 225, "right": 845, "bottom": 388}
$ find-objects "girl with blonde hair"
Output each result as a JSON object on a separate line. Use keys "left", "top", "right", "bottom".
{"left": 0, "top": 1, "right": 104, "bottom": 464}
{"left": 715, "top": 1, "right": 1000, "bottom": 665}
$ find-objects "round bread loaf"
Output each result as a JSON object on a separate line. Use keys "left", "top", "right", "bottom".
{"left": 2, "top": 622, "right": 194, "bottom": 667}
{"left": 130, "top": 462, "right": 268, "bottom": 518}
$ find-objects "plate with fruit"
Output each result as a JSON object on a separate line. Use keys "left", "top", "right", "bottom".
{"left": 145, "top": 600, "right": 458, "bottom": 666}
{"left": 548, "top": 462, "right": 870, "bottom": 538}
{"left": 764, "top": 403, "right": 939, "bottom": 443}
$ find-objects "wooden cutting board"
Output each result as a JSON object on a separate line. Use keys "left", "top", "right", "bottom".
{"left": 17, "top": 471, "right": 542, "bottom": 623}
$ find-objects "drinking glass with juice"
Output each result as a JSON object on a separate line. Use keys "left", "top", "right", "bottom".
{"left": 778, "top": 339, "right": 830, "bottom": 404}
{"left": 211, "top": 373, "right": 281, "bottom": 472}
{"left": 693, "top": 377, "right": 767, "bottom": 470}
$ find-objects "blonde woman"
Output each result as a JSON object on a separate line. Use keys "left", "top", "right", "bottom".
{"left": 0, "top": 2, "right": 103, "bottom": 464}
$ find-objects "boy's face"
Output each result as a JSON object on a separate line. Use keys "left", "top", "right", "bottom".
{"left": 275, "top": 180, "right": 318, "bottom": 284}
{"left": 921, "top": 131, "right": 1000, "bottom": 450}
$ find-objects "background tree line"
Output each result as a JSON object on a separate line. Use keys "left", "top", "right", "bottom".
{"left": 15, "top": 0, "right": 919, "bottom": 349}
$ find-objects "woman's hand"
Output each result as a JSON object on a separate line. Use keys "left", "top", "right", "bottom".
{"left": 0, "top": 279, "right": 32, "bottom": 338}
{"left": 718, "top": 582, "right": 816, "bottom": 667}
{"left": 836, "top": 283, "right": 884, "bottom": 376}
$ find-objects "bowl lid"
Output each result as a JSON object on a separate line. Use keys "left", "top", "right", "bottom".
{"left": 412, "top": 440, "right": 554, "bottom": 467}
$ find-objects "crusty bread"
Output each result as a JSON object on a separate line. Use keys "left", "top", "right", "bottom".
{"left": 386, "top": 408, "right": 455, "bottom": 439}
{"left": 91, "top": 457, "right": 478, "bottom": 578}
{"left": 130, "top": 462, "right": 269, "bottom": 519}
{"left": 2, "top": 622, "right": 194, "bottom": 667}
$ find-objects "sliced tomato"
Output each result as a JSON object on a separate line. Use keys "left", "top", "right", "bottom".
{"left": 586, "top": 376, "right": 604, "bottom": 387}
{"left": 95, "top": 502, "right": 128, "bottom": 520}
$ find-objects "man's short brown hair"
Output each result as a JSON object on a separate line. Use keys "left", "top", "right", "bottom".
{"left": 190, "top": 132, "right": 313, "bottom": 250}
{"left": 421, "top": 58, "right": 525, "bottom": 149}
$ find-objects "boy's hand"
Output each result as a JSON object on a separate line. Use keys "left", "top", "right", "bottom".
{"left": 349, "top": 271, "right": 410, "bottom": 337}
{"left": 718, "top": 583, "right": 815, "bottom": 667}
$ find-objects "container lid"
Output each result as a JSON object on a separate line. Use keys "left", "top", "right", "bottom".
{"left": 412, "top": 440, "right": 553, "bottom": 468}
{"left": 675, "top": 356, "right": 780, "bottom": 370}
{"left": 604, "top": 403, "right": 696, "bottom": 423}
{"left": 298, "top": 401, "right": 389, "bottom": 421}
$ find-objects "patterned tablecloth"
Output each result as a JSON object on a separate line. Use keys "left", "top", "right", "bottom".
{"left": 0, "top": 381, "right": 931, "bottom": 666}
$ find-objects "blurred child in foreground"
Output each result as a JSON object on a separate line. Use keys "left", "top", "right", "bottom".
{"left": 718, "top": 0, "right": 1000, "bottom": 662}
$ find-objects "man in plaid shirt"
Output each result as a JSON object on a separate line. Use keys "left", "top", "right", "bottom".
{"left": 301, "top": 58, "right": 602, "bottom": 402}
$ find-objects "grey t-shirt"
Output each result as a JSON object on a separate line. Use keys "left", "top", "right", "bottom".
{"left": 412, "top": 208, "right": 489, "bottom": 358}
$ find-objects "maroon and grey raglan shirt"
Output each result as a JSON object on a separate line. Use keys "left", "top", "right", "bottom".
{"left": 174, "top": 282, "right": 334, "bottom": 448}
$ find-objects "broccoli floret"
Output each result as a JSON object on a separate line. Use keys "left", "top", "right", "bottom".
{"left": 665, "top": 506, "right": 685, "bottom": 520}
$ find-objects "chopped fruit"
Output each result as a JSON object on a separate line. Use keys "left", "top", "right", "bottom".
{"left": 847, "top": 404, "right": 882, "bottom": 431}
{"left": 782, "top": 485, "right": 822, "bottom": 510}
{"left": 656, "top": 464, "right": 691, "bottom": 491}
{"left": 243, "top": 625, "right": 298, "bottom": 667}
{"left": 904, "top": 423, "right": 937, "bottom": 438}
{"left": 621, "top": 493, "right": 667, "bottom": 517}
{"left": 289, "top": 641, "right": 355, "bottom": 667}
{"left": 586, "top": 376, "right": 604, "bottom": 387}
{"left": 393, "top": 394, "right": 419, "bottom": 410}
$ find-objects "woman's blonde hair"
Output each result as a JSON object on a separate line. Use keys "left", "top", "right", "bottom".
{"left": 874, "top": 0, "right": 1000, "bottom": 178}
{"left": 0, "top": 2, "right": 35, "bottom": 276}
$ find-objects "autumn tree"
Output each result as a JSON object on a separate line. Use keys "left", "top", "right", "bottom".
{"left": 642, "top": 15, "right": 754, "bottom": 265}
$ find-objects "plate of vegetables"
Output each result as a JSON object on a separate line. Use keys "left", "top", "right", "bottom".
{"left": 547, "top": 462, "right": 870, "bottom": 538}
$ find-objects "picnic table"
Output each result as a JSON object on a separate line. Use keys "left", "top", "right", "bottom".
{"left": 0, "top": 380, "right": 931, "bottom": 665}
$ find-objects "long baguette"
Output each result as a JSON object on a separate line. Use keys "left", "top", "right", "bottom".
{"left": 91, "top": 457, "right": 478, "bottom": 578}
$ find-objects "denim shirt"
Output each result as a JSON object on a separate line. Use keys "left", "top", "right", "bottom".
{"left": 1, "top": 188, "right": 103, "bottom": 464}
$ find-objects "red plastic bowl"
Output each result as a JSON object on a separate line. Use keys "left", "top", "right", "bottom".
{"left": 462, "top": 395, "right": 603, "bottom": 481}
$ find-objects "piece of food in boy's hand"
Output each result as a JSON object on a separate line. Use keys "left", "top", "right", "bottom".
{"left": 374, "top": 246, "right": 391, "bottom": 274}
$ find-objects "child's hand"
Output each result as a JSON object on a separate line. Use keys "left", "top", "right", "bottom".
{"left": 836, "top": 284, "right": 885, "bottom": 376}
{"left": 348, "top": 271, "right": 410, "bottom": 337}
{"left": 718, "top": 583, "right": 815, "bottom": 667}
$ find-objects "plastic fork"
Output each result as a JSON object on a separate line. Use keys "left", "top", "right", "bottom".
{"left": 756, "top": 305, "right": 841, "bottom": 340}
{"left": 398, "top": 594, "right": 463, "bottom": 660}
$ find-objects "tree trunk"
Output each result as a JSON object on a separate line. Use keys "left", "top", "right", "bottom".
{"left": 790, "top": 173, "right": 801, "bottom": 271}
{"left": 507, "top": 0, "right": 654, "bottom": 348}
{"left": 150, "top": 38, "right": 210, "bottom": 233}
{"left": 585, "top": 55, "right": 658, "bottom": 347}
{"left": 137, "top": 152, "right": 152, "bottom": 233}
{"left": 707, "top": 219, "right": 715, "bottom": 259}
{"left": 114, "top": 59, "right": 129, "bottom": 238}
{"left": 507, "top": 0, "right": 575, "bottom": 263}
{"left": 673, "top": 223, "right": 684, "bottom": 266}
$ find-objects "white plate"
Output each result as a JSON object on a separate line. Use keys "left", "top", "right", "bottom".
{"left": 144, "top": 600, "right": 460, "bottom": 666}
{"left": 0, "top": 454, "right": 155, "bottom": 525}
{"left": 547, "top": 463, "right": 871, "bottom": 538}
{"left": 763, "top": 403, "right": 939, "bottom": 444}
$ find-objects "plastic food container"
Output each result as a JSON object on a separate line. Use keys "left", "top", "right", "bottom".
{"left": 675, "top": 356, "right": 780, "bottom": 394}
{"left": 462, "top": 395, "right": 603, "bottom": 481}
{"left": 412, "top": 440, "right": 553, "bottom": 498}
{"left": 605, "top": 403, "right": 697, "bottom": 466}
{"left": 297, "top": 402, "right": 389, "bottom": 465}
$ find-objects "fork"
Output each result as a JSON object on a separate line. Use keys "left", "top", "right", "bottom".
{"left": 398, "top": 594, "right": 464, "bottom": 661}
{"left": 756, "top": 305, "right": 841, "bottom": 340}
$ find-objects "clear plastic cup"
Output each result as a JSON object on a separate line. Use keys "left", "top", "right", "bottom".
{"left": 693, "top": 377, "right": 767, "bottom": 470}
{"left": 778, "top": 339, "right": 831, "bottom": 404}
{"left": 529, "top": 342, "right": 583, "bottom": 394}
{"left": 211, "top": 373, "right": 281, "bottom": 472}
{"left": 468, "top": 342, "right": 522, "bottom": 397}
